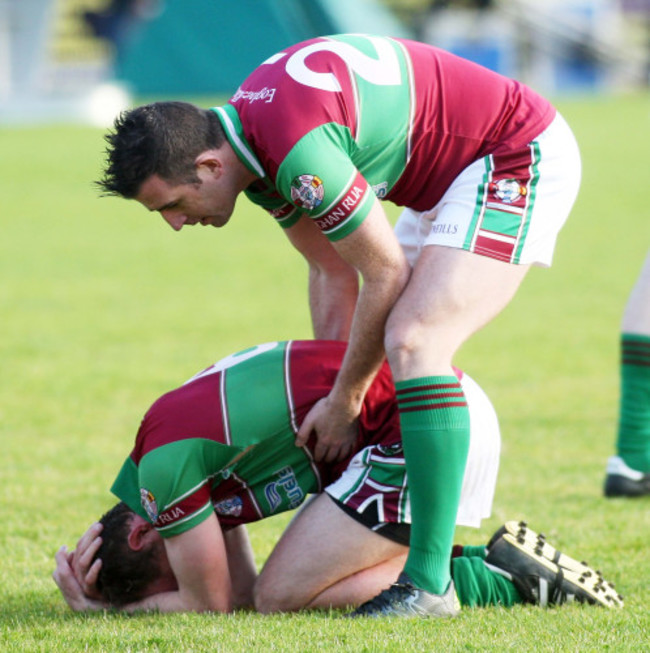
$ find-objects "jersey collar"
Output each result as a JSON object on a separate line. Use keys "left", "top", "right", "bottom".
{"left": 211, "top": 105, "right": 265, "bottom": 179}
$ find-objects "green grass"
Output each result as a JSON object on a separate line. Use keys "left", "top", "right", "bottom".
{"left": 2, "top": 91, "right": 649, "bottom": 651}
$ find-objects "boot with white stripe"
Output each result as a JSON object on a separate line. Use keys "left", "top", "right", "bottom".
{"left": 484, "top": 525, "right": 623, "bottom": 608}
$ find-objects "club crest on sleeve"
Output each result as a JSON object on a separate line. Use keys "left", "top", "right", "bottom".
{"left": 140, "top": 488, "right": 158, "bottom": 522}
{"left": 290, "top": 174, "right": 324, "bottom": 210}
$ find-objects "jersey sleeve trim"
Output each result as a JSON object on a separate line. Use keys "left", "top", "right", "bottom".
{"left": 313, "top": 170, "right": 375, "bottom": 241}
{"left": 212, "top": 105, "right": 265, "bottom": 178}
{"left": 270, "top": 203, "right": 301, "bottom": 228}
{"left": 155, "top": 499, "right": 214, "bottom": 535}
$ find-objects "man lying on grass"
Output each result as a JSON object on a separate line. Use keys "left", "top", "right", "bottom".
{"left": 53, "top": 340, "right": 623, "bottom": 615}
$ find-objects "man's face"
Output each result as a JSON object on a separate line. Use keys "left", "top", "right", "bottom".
{"left": 135, "top": 171, "right": 236, "bottom": 232}
{"left": 144, "top": 538, "right": 179, "bottom": 597}
{"left": 129, "top": 516, "right": 179, "bottom": 598}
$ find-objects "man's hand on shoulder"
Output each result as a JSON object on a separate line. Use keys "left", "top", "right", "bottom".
{"left": 295, "top": 394, "right": 359, "bottom": 462}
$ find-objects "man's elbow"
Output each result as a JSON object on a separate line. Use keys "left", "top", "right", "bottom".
{"left": 179, "top": 590, "right": 233, "bottom": 614}
{"left": 201, "top": 595, "right": 233, "bottom": 614}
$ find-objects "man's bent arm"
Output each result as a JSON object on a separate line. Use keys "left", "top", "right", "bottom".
{"left": 224, "top": 525, "right": 257, "bottom": 609}
{"left": 120, "top": 513, "right": 233, "bottom": 613}
{"left": 295, "top": 200, "right": 411, "bottom": 461}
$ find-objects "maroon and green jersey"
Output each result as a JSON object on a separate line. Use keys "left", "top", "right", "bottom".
{"left": 111, "top": 340, "right": 400, "bottom": 537}
{"left": 212, "top": 34, "right": 555, "bottom": 241}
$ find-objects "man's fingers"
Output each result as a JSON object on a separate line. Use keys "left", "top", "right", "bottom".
{"left": 295, "top": 417, "right": 313, "bottom": 448}
{"left": 296, "top": 397, "right": 329, "bottom": 448}
{"left": 75, "top": 522, "right": 103, "bottom": 553}
{"left": 54, "top": 545, "right": 70, "bottom": 567}
{"left": 323, "top": 444, "right": 339, "bottom": 464}
{"left": 313, "top": 442, "right": 327, "bottom": 462}
{"left": 73, "top": 536, "right": 103, "bottom": 596}
{"left": 53, "top": 546, "right": 84, "bottom": 602}
{"left": 53, "top": 546, "right": 73, "bottom": 590}
{"left": 85, "top": 557, "right": 102, "bottom": 587}
{"left": 315, "top": 441, "right": 346, "bottom": 463}
{"left": 75, "top": 534, "right": 103, "bottom": 570}
{"left": 323, "top": 441, "right": 352, "bottom": 463}
{"left": 53, "top": 543, "right": 108, "bottom": 612}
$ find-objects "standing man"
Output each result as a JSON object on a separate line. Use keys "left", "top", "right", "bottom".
{"left": 97, "top": 34, "right": 581, "bottom": 616}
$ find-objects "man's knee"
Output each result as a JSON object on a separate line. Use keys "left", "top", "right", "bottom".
{"left": 384, "top": 316, "right": 457, "bottom": 375}
{"left": 385, "top": 324, "right": 419, "bottom": 368}
{"left": 253, "top": 577, "right": 298, "bottom": 614}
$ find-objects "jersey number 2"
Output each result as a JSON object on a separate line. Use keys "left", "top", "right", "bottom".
{"left": 267, "top": 36, "right": 402, "bottom": 92}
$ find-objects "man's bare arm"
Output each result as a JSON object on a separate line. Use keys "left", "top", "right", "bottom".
{"left": 294, "top": 199, "right": 411, "bottom": 462}
{"left": 285, "top": 216, "right": 359, "bottom": 341}
{"left": 223, "top": 525, "right": 257, "bottom": 609}
{"left": 55, "top": 513, "right": 235, "bottom": 613}
{"left": 118, "top": 513, "right": 233, "bottom": 613}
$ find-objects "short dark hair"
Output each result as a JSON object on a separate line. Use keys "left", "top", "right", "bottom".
{"left": 97, "top": 101, "right": 226, "bottom": 198}
{"left": 94, "top": 502, "right": 162, "bottom": 607}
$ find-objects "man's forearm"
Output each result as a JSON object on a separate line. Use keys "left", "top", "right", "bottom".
{"left": 325, "top": 200, "right": 411, "bottom": 406}
{"left": 224, "top": 526, "right": 257, "bottom": 609}
{"left": 119, "top": 589, "right": 231, "bottom": 614}
{"left": 328, "top": 270, "right": 406, "bottom": 407}
{"left": 309, "top": 263, "right": 359, "bottom": 341}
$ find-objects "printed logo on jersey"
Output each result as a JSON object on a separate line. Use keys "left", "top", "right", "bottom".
{"left": 290, "top": 174, "right": 324, "bottom": 211}
{"left": 214, "top": 495, "right": 243, "bottom": 517}
{"left": 231, "top": 86, "right": 276, "bottom": 104}
{"left": 140, "top": 488, "right": 158, "bottom": 522}
{"left": 372, "top": 181, "right": 388, "bottom": 199}
{"left": 154, "top": 505, "right": 186, "bottom": 527}
{"left": 265, "top": 466, "right": 304, "bottom": 512}
{"left": 488, "top": 179, "right": 527, "bottom": 204}
{"left": 432, "top": 222, "right": 458, "bottom": 235}
{"left": 314, "top": 170, "right": 367, "bottom": 234}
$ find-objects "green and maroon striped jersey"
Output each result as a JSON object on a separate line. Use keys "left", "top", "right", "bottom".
{"left": 111, "top": 340, "right": 401, "bottom": 537}
{"left": 213, "top": 34, "right": 554, "bottom": 241}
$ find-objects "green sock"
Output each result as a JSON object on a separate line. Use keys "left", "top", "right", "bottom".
{"left": 616, "top": 334, "right": 650, "bottom": 472}
{"left": 460, "top": 545, "right": 487, "bottom": 559}
{"left": 397, "top": 375, "right": 470, "bottom": 595}
{"left": 452, "top": 557, "right": 522, "bottom": 607}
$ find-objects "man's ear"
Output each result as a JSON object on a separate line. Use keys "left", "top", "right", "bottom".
{"left": 127, "top": 515, "right": 156, "bottom": 552}
{"left": 195, "top": 150, "right": 223, "bottom": 177}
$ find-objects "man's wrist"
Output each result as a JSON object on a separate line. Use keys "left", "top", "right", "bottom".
{"left": 327, "top": 385, "right": 365, "bottom": 416}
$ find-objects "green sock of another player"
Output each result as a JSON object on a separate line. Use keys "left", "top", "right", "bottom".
{"left": 452, "top": 555, "right": 523, "bottom": 607}
{"left": 458, "top": 544, "right": 488, "bottom": 559}
{"left": 617, "top": 334, "right": 650, "bottom": 472}
{"left": 396, "top": 375, "right": 470, "bottom": 595}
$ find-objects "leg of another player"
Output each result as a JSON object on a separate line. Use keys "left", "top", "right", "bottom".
{"left": 384, "top": 245, "right": 529, "bottom": 597}
{"left": 253, "top": 494, "right": 407, "bottom": 613}
{"left": 606, "top": 250, "right": 650, "bottom": 495}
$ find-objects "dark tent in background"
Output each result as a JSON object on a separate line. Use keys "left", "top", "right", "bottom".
{"left": 113, "top": 0, "right": 411, "bottom": 96}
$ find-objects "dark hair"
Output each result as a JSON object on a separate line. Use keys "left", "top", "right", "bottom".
{"left": 94, "top": 502, "right": 162, "bottom": 607}
{"left": 97, "top": 101, "right": 226, "bottom": 198}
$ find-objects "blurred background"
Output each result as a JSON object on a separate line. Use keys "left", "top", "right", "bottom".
{"left": 1, "top": 0, "right": 648, "bottom": 126}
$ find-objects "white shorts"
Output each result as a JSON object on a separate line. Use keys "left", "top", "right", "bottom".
{"left": 325, "top": 371, "right": 501, "bottom": 531}
{"left": 394, "top": 112, "right": 582, "bottom": 267}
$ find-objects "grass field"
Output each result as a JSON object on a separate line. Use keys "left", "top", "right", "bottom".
{"left": 1, "top": 91, "right": 649, "bottom": 651}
